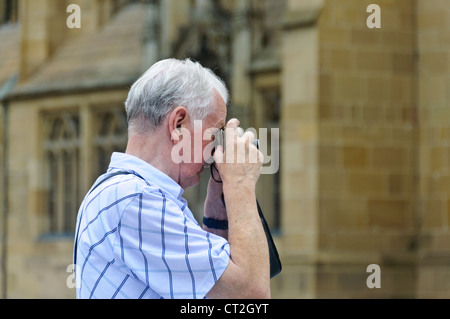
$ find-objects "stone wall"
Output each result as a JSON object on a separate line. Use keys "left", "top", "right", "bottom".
{"left": 416, "top": 0, "right": 450, "bottom": 298}
{"left": 315, "top": 0, "right": 417, "bottom": 298}
{"left": 2, "top": 0, "right": 450, "bottom": 299}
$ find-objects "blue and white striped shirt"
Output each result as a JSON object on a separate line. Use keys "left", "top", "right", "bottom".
{"left": 74, "top": 152, "right": 230, "bottom": 299}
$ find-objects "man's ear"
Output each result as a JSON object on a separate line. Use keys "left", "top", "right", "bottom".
{"left": 168, "top": 106, "right": 189, "bottom": 142}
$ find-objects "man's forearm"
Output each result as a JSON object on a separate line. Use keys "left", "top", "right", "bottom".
{"left": 222, "top": 182, "right": 270, "bottom": 291}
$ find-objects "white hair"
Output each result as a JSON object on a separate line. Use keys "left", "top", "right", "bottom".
{"left": 125, "top": 58, "right": 229, "bottom": 134}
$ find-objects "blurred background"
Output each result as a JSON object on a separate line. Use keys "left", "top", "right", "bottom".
{"left": 0, "top": 0, "right": 449, "bottom": 299}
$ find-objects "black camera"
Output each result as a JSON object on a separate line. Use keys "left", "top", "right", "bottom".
{"left": 213, "top": 127, "right": 260, "bottom": 150}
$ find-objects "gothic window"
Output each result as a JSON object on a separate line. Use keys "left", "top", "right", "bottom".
{"left": 93, "top": 108, "right": 128, "bottom": 180}
{"left": 1, "top": 0, "right": 18, "bottom": 25}
{"left": 43, "top": 112, "right": 80, "bottom": 235}
{"left": 112, "top": 0, "right": 137, "bottom": 15}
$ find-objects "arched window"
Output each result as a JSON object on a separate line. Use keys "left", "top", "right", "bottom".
{"left": 43, "top": 112, "right": 80, "bottom": 235}
{"left": 1, "top": 0, "right": 18, "bottom": 25}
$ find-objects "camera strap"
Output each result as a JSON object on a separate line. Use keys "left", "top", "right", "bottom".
{"left": 219, "top": 193, "right": 282, "bottom": 279}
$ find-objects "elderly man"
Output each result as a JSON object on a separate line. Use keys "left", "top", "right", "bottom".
{"left": 73, "top": 58, "right": 270, "bottom": 299}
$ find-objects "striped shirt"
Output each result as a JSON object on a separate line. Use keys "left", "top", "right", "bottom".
{"left": 73, "top": 152, "right": 230, "bottom": 299}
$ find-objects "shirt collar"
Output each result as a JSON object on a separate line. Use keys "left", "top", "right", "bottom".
{"left": 108, "top": 152, "right": 184, "bottom": 200}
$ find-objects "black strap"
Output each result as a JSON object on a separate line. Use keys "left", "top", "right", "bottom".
{"left": 220, "top": 193, "right": 282, "bottom": 279}
{"left": 89, "top": 171, "right": 134, "bottom": 195}
{"left": 257, "top": 199, "right": 282, "bottom": 278}
{"left": 203, "top": 217, "right": 229, "bottom": 230}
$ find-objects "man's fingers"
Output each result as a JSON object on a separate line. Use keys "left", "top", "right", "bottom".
{"left": 236, "top": 127, "right": 245, "bottom": 137}
{"left": 242, "top": 131, "right": 255, "bottom": 145}
{"left": 226, "top": 118, "right": 240, "bottom": 130}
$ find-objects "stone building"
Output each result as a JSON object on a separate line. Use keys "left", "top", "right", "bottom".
{"left": 0, "top": 0, "right": 449, "bottom": 298}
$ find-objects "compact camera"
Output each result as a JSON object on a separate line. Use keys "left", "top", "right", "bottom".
{"left": 213, "top": 127, "right": 260, "bottom": 151}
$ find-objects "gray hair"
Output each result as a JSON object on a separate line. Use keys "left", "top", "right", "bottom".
{"left": 125, "top": 58, "right": 229, "bottom": 134}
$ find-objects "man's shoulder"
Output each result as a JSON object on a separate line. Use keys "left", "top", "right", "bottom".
{"left": 99, "top": 171, "right": 178, "bottom": 201}
{"left": 98, "top": 171, "right": 159, "bottom": 194}
{"left": 87, "top": 170, "right": 185, "bottom": 218}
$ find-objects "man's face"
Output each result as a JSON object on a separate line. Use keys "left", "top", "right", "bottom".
{"left": 178, "top": 91, "right": 227, "bottom": 189}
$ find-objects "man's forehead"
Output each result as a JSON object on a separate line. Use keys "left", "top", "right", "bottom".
{"left": 203, "top": 89, "right": 226, "bottom": 130}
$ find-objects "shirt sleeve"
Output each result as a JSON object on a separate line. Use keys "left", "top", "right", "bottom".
{"left": 115, "top": 186, "right": 230, "bottom": 299}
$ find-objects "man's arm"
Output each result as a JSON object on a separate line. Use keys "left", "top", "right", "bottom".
{"left": 206, "top": 182, "right": 270, "bottom": 299}
{"left": 205, "top": 126, "right": 270, "bottom": 299}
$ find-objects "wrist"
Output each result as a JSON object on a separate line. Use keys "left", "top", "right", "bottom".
{"left": 204, "top": 193, "right": 227, "bottom": 221}
{"left": 205, "top": 192, "right": 223, "bottom": 203}
{"left": 223, "top": 181, "right": 255, "bottom": 196}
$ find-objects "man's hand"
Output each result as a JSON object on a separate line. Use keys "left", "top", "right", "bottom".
{"left": 213, "top": 119, "right": 264, "bottom": 189}
{"left": 203, "top": 117, "right": 264, "bottom": 224}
